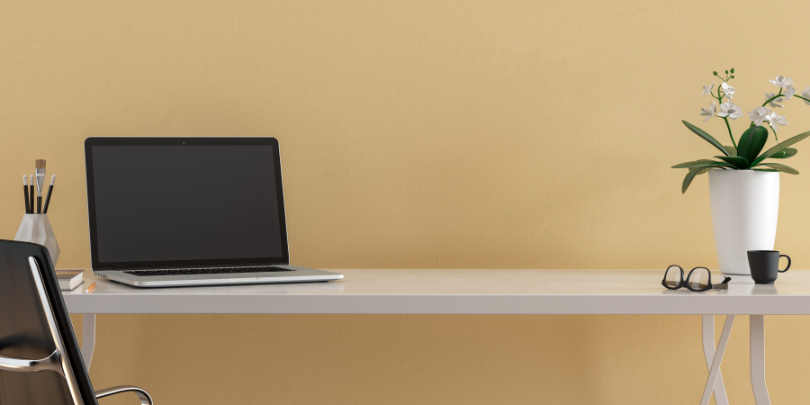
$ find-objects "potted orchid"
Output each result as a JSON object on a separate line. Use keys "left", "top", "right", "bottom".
{"left": 673, "top": 69, "right": 810, "bottom": 275}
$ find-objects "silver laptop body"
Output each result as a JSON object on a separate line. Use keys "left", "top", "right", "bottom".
{"left": 84, "top": 137, "right": 343, "bottom": 288}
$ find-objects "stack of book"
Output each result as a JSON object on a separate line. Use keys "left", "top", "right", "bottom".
{"left": 55, "top": 270, "right": 84, "bottom": 291}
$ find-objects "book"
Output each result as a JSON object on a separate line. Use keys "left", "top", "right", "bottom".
{"left": 55, "top": 269, "right": 84, "bottom": 291}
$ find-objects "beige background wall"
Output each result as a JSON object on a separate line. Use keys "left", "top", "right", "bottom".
{"left": 3, "top": 0, "right": 810, "bottom": 403}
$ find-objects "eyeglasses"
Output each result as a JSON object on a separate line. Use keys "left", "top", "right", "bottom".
{"left": 662, "top": 265, "right": 731, "bottom": 292}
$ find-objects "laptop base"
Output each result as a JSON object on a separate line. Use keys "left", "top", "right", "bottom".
{"left": 95, "top": 265, "right": 343, "bottom": 288}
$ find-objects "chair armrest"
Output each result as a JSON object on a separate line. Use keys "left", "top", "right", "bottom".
{"left": 95, "top": 385, "right": 153, "bottom": 405}
{"left": 0, "top": 350, "right": 62, "bottom": 374}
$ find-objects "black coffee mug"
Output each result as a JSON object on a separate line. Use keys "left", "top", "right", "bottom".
{"left": 747, "top": 250, "right": 791, "bottom": 284}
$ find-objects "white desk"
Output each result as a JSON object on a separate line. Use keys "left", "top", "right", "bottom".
{"left": 65, "top": 268, "right": 810, "bottom": 405}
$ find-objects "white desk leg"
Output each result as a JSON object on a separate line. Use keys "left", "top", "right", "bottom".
{"left": 82, "top": 313, "right": 96, "bottom": 371}
{"left": 702, "top": 315, "right": 729, "bottom": 405}
{"left": 700, "top": 315, "right": 735, "bottom": 405}
{"left": 750, "top": 315, "right": 770, "bottom": 404}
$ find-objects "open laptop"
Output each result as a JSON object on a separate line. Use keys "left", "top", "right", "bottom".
{"left": 84, "top": 137, "right": 343, "bottom": 287}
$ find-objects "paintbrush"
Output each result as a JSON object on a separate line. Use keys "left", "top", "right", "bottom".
{"left": 23, "top": 175, "right": 31, "bottom": 214}
{"left": 29, "top": 175, "right": 34, "bottom": 213}
{"left": 35, "top": 159, "right": 46, "bottom": 213}
{"left": 43, "top": 175, "right": 55, "bottom": 214}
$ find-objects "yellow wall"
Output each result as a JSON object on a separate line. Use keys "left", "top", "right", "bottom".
{"left": 3, "top": 1, "right": 810, "bottom": 403}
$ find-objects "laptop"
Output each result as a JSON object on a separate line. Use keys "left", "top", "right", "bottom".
{"left": 84, "top": 137, "right": 343, "bottom": 287}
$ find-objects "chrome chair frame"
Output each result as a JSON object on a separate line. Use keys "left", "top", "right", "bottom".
{"left": 0, "top": 256, "right": 153, "bottom": 405}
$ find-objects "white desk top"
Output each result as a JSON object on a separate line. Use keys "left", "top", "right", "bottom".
{"left": 62, "top": 269, "right": 810, "bottom": 315}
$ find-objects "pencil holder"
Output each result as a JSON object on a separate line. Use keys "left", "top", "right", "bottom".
{"left": 15, "top": 213, "right": 60, "bottom": 265}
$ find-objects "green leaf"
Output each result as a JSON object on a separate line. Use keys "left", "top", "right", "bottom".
{"left": 682, "top": 167, "right": 712, "bottom": 193}
{"left": 767, "top": 148, "right": 797, "bottom": 159}
{"left": 756, "top": 163, "right": 799, "bottom": 175}
{"left": 723, "top": 146, "right": 737, "bottom": 156}
{"left": 689, "top": 166, "right": 722, "bottom": 176}
{"left": 751, "top": 130, "right": 810, "bottom": 167}
{"left": 715, "top": 155, "right": 748, "bottom": 169}
{"left": 753, "top": 168, "right": 779, "bottom": 172}
{"left": 682, "top": 120, "right": 731, "bottom": 156}
{"left": 672, "top": 160, "right": 733, "bottom": 169}
{"left": 736, "top": 126, "right": 768, "bottom": 167}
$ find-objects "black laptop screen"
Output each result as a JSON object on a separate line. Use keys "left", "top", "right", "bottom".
{"left": 85, "top": 139, "right": 289, "bottom": 269}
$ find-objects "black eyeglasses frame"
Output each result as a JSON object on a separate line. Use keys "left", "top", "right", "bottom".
{"left": 662, "top": 265, "right": 731, "bottom": 292}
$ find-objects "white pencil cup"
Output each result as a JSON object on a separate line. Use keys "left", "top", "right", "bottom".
{"left": 15, "top": 214, "right": 60, "bottom": 265}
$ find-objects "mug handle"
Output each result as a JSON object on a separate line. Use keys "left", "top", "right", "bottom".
{"left": 779, "top": 254, "right": 791, "bottom": 273}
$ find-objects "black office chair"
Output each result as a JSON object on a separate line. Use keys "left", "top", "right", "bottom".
{"left": 0, "top": 239, "right": 153, "bottom": 404}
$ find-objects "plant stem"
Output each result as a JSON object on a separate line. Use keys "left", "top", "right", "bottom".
{"left": 761, "top": 88, "right": 784, "bottom": 108}
{"left": 711, "top": 89, "right": 735, "bottom": 148}
{"left": 722, "top": 117, "right": 737, "bottom": 149}
{"left": 768, "top": 124, "right": 784, "bottom": 153}
{"left": 795, "top": 95, "right": 810, "bottom": 103}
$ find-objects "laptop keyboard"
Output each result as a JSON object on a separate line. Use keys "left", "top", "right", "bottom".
{"left": 123, "top": 267, "right": 295, "bottom": 277}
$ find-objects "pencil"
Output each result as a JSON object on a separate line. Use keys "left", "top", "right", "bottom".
{"left": 29, "top": 175, "right": 34, "bottom": 214}
{"left": 23, "top": 175, "right": 30, "bottom": 214}
{"left": 84, "top": 282, "right": 96, "bottom": 294}
{"left": 43, "top": 175, "right": 55, "bottom": 214}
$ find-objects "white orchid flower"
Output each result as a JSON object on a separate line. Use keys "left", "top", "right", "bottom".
{"left": 700, "top": 101, "right": 717, "bottom": 121}
{"left": 765, "top": 112, "right": 788, "bottom": 130}
{"left": 765, "top": 92, "right": 784, "bottom": 108}
{"left": 769, "top": 75, "right": 795, "bottom": 88}
{"left": 701, "top": 83, "right": 715, "bottom": 96}
{"left": 768, "top": 76, "right": 795, "bottom": 100}
{"left": 748, "top": 106, "right": 771, "bottom": 127}
{"left": 784, "top": 86, "right": 796, "bottom": 100}
{"left": 721, "top": 82, "right": 735, "bottom": 100}
{"left": 718, "top": 102, "right": 744, "bottom": 119}
{"left": 803, "top": 86, "right": 810, "bottom": 105}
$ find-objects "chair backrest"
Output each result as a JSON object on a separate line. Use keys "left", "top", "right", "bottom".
{"left": 0, "top": 239, "right": 98, "bottom": 405}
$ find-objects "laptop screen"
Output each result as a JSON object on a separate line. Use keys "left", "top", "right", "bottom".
{"left": 85, "top": 138, "right": 289, "bottom": 269}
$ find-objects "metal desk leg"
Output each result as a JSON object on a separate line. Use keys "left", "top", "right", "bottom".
{"left": 702, "top": 315, "right": 729, "bottom": 405}
{"left": 81, "top": 314, "right": 96, "bottom": 371}
{"left": 750, "top": 315, "right": 770, "bottom": 404}
{"left": 700, "top": 315, "right": 735, "bottom": 405}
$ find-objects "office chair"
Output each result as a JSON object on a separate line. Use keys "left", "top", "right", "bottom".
{"left": 0, "top": 239, "right": 153, "bottom": 404}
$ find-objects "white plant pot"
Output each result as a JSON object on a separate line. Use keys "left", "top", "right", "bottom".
{"left": 14, "top": 213, "right": 60, "bottom": 265}
{"left": 708, "top": 169, "right": 779, "bottom": 275}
